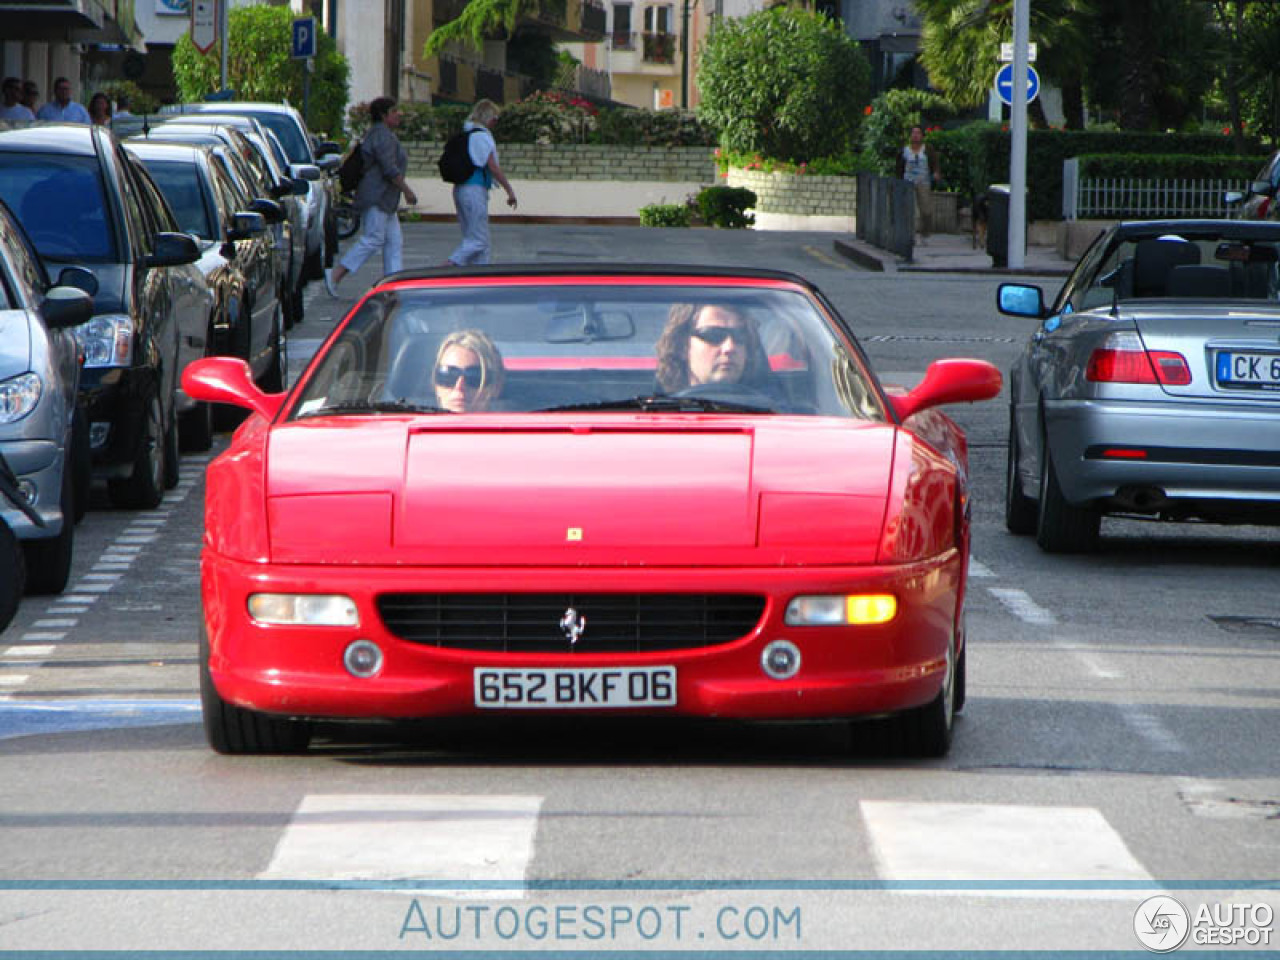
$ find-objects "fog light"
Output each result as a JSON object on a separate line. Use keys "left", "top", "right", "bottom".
{"left": 16, "top": 479, "right": 36, "bottom": 504}
{"left": 761, "top": 640, "right": 801, "bottom": 680}
{"left": 89, "top": 422, "right": 110, "bottom": 448}
{"left": 343, "top": 639, "right": 383, "bottom": 678}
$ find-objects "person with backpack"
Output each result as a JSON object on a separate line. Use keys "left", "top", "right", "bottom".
{"left": 443, "top": 99, "right": 517, "bottom": 267}
{"left": 324, "top": 96, "right": 417, "bottom": 297}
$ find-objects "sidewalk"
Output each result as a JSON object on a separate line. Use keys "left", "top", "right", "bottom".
{"left": 833, "top": 231, "right": 1074, "bottom": 276}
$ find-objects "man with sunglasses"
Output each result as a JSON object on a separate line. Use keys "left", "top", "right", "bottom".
{"left": 655, "top": 303, "right": 771, "bottom": 393}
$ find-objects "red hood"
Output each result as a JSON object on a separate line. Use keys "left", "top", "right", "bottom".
{"left": 264, "top": 416, "right": 895, "bottom": 565}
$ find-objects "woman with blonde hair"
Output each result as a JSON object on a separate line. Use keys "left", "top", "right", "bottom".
{"left": 655, "top": 303, "right": 771, "bottom": 394}
{"left": 444, "top": 98, "right": 518, "bottom": 266}
{"left": 433, "top": 329, "right": 505, "bottom": 412}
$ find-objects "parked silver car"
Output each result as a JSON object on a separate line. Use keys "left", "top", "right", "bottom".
{"left": 0, "top": 198, "right": 94, "bottom": 593}
{"left": 999, "top": 219, "right": 1280, "bottom": 552}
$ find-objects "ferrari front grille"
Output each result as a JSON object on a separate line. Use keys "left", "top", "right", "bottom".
{"left": 375, "top": 593, "right": 767, "bottom": 652}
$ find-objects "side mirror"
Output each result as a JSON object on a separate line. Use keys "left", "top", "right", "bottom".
{"left": 291, "top": 163, "right": 322, "bottom": 182}
{"left": 291, "top": 177, "right": 310, "bottom": 197}
{"left": 181, "top": 356, "right": 285, "bottom": 421}
{"left": 146, "top": 231, "right": 200, "bottom": 268}
{"left": 1224, "top": 191, "right": 1244, "bottom": 206}
{"left": 997, "top": 282, "right": 1046, "bottom": 319}
{"left": 55, "top": 266, "right": 98, "bottom": 297}
{"left": 316, "top": 140, "right": 341, "bottom": 157}
{"left": 248, "top": 197, "right": 284, "bottom": 224}
{"left": 40, "top": 285, "right": 95, "bottom": 330}
{"left": 1250, "top": 180, "right": 1275, "bottom": 198}
{"left": 228, "top": 210, "right": 266, "bottom": 241}
{"left": 890, "top": 358, "right": 1002, "bottom": 422}
{"left": 316, "top": 155, "right": 340, "bottom": 173}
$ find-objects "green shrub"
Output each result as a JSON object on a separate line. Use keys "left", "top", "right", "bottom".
{"left": 859, "top": 89, "right": 957, "bottom": 174}
{"left": 595, "top": 108, "right": 716, "bottom": 147}
{"left": 639, "top": 203, "right": 692, "bottom": 227}
{"left": 172, "top": 4, "right": 349, "bottom": 138}
{"left": 696, "top": 6, "right": 870, "bottom": 163}
{"left": 1075, "top": 153, "right": 1267, "bottom": 180}
{"left": 97, "top": 80, "right": 158, "bottom": 116}
{"left": 696, "top": 186, "right": 756, "bottom": 228}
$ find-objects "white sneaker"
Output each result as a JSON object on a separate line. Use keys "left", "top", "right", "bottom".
{"left": 323, "top": 269, "right": 339, "bottom": 299}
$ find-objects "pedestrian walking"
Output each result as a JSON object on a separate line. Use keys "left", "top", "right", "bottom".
{"left": 445, "top": 99, "right": 517, "bottom": 267}
{"left": 896, "top": 124, "right": 941, "bottom": 243}
{"left": 324, "top": 96, "right": 417, "bottom": 297}
{"left": 20, "top": 81, "right": 39, "bottom": 113}
{"left": 35, "top": 77, "right": 90, "bottom": 124}
{"left": 88, "top": 92, "right": 112, "bottom": 126}
{"left": 0, "top": 77, "right": 34, "bottom": 123}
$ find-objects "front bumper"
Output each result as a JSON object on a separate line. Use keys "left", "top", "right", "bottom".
{"left": 0, "top": 439, "right": 65, "bottom": 539}
{"left": 1045, "top": 397, "right": 1280, "bottom": 508}
{"left": 79, "top": 366, "right": 159, "bottom": 478}
{"left": 202, "top": 553, "right": 963, "bottom": 722}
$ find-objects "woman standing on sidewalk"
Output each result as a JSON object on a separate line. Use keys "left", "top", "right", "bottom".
{"left": 445, "top": 99, "right": 517, "bottom": 266}
{"left": 896, "top": 125, "right": 941, "bottom": 244}
{"left": 325, "top": 97, "right": 417, "bottom": 297}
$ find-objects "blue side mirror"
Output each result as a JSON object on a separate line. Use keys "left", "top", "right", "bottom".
{"left": 997, "top": 283, "right": 1045, "bottom": 318}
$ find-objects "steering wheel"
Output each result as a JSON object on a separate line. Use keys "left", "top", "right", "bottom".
{"left": 673, "top": 381, "right": 779, "bottom": 408}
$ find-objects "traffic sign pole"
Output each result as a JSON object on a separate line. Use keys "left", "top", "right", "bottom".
{"left": 1008, "top": 0, "right": 1029, "bottom": 270}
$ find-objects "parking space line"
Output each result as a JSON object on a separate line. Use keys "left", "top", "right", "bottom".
{"left": 987, "top": 587, "right": 1058, "bottom": 626}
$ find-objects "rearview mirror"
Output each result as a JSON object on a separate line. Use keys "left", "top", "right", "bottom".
{"left": 291, "top": 163, "right": 322, "bottom": 182}
{"left": 228, "top": 211, "right": 266, "bottom": 241}
{"left": 55, "top": 266, "right": 98, "bottom": 296}
{"left": 182, "top": 356, "right": 285, "bottom": 421}
{"left": 996, "top": 282, "right": 1046, "bottom": 318}
{"left": 545, "top": 309, "right": 636, "bottom": 343}
{"left": 249, "top": 197, "right": 284, "bottom": 224}
{"left": 146, "top": 232, "right": 200, "bottom": 268}
{"left": 41, "top": 285, "right": 95, "bottom": 330}
{"left": 890, "top": 359, "right": 1002, "bottom": 422}
{"left": 1250, "top": 180, "right": 1275, "bottom": 198}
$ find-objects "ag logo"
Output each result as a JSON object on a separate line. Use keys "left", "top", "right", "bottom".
{"left": 1134, "top": 895, "right": 1190, "bottom": 952}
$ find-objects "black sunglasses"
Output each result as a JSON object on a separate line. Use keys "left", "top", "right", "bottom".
{"left": 434, "top": 363, "right": 484, "bottom": 389}
{"left": 690, "top": 325, "right": 744, "bottom": 346}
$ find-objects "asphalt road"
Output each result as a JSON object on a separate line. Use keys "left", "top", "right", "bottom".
{"left": 1, "top": 224, "right": 1277, "bottom": 954}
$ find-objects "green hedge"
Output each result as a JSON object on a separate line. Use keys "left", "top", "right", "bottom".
{"left": 1075, "top": 153, "right": 1267, "bottom": 180}
{"left": 929, "top": 123, "right": 1264, "bottom": 220}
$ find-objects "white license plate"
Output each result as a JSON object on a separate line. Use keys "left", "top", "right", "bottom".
{"left": 1216, "top": 351, "right": 1280, "bottom": 389}
{"left": 474, "top": 666, "right": 677, "bottom": 709}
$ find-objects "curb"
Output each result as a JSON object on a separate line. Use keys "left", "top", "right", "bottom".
{"left": 832, "top": 238, "right": 890, "bottom": 273}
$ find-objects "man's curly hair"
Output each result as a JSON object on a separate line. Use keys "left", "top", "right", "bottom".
{"left": 654, "top": 303, "right": 770, "bottom": 392}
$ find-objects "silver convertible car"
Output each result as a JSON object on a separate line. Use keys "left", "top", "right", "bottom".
{"left": 999, "top": 219, "right": 1280, "bottom": 552}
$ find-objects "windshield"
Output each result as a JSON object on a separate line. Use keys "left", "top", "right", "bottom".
{"left": 291, "top": 283, "right": 886, "bottom": 421}
{"left": 0, "top": 153, "right": 116, "bottom": 263}
{"left": 139, "top": 159, "right": 214, "bottom": 241}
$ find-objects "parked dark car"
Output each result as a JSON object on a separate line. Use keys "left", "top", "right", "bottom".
{"left": 0, "top": 197, "right": 94, "bottom": 593}
{"left": 0, "top": 123, "right": 210, "bottom": 509}
{"left": 1226, "top": 151, "right": 1280, "bottom": 220}
{"left": 160, "top": 102, "right": 339, "bottom": 282}
{"left": 126, "top": 140, "right": 287, "bottom": 441}
{"left": 137, "top": 120, "right": 309, "bottom": 330}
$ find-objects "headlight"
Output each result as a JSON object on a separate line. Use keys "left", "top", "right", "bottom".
{"left": 785, "top": 594, "right": 897, "bottom": 626}
{"left": 0, "top": 372, "right": 42, "bottom": 424}
{"left": 75, "top": 314, "right": 133, "bottom": 368}
{"left": 248, "top": 593, "right": 359, "bottom": 626}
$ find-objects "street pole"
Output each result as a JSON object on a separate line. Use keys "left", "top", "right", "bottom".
{"left": 681, "top": 0, "right": 690, "bottom": 109}
{"left": 219, "top": 0, "right": 229, "bottom": 92}
{"left": 1008, "top": 0, "right": 1029, "bottom": 270}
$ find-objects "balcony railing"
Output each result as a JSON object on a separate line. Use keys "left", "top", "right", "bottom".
{"left": 642, "top": 31, "right": 676, "bottom": 64}
{"left": 611, "top": 30, "right": 635, "bottom": 49}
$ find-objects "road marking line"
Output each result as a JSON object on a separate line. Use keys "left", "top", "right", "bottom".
{"left": 861, "top": 801, "right": 1151, "bottom": 897}
{"left": 129, "top": 516, "right": 166, "bottom": 525}
{"left": 105, "top": 544, "right": 142, "bottom": 553}
{"left": 3, "top": 645, "right": 54, "bottom": 657}
{"left": 93, "top": 564, "right": 133, "bottom": 572}
{"left": 968, "top": 558, "right": 994, "bottom": 578}
{"left": 259, "top": 794, "right": 543, "bottom": 897}
{"left": 115, "top": 536, "right": 157, "bottom": 544}
{"left": 0, "top": 675, "right": 30, "bottom": 686}
{"left": 82, "top": 573, "right": 123, "bottom": 581}
{"left": 1119, "top": 707, "right": 1184, "bottom": 753}
{"left": 32, "top": 619, "right": 77, "bottom": 629}
{"left": 73, "top": 583, "right": 114, "bottom": 593}
{"left": 52, "top": 595, "right": 99, "bottom": 605}
{"left": 802, "top": 244, "right": 849, "bottom": 269}
{"left": 19, "top": 632, "right": 65, "bottom": 642}
{"left": 987, "top": 587, "right": 1057, "bottom": 626}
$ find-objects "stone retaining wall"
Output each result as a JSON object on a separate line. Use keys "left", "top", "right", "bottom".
{"left": 726, "top": 167, "right": 858, "bottom": 218}
{"left": 404, "top": 141, "right": 717, "bottom": 183}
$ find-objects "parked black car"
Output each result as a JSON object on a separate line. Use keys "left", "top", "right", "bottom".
{"left": 126, "top": 139, "right": 287, "bottom": 441}
{"left": 0, "top": 123, "right": 211, "bottom": 509}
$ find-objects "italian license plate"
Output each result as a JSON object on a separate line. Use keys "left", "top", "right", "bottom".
{"left": 1215, "top": 351, "right": 1280, "bottom": 390}
{"left": 474, "top": 666, "right": 677, "bottom": 709}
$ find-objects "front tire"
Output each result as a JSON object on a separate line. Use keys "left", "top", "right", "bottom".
{"left": 1004, "top": 410, "right": 1036, "bottom": 535}
{"left": 850, "top": 636, "right": 956, "bottom": 759}
{"left": 199, "top": 626, "right": 311, "bottom": 755}
{"left": 0, "top": 520, "right": 23, "bottom": 631}
{"left": 22, "top": 461, "right": 74, "bottom": 594}
{"left": 108, "top": 386, "right": 166, "bottom": 509}
{"left": 1035, "top": 430, "right": 1100, "bottom": 553}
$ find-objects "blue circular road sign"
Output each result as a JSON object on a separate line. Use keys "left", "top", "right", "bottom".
{"left": 995, "top": 63, "right": 1040, "bottom": 106}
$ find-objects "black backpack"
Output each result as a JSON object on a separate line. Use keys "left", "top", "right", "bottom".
{"left": 337, "top": 139, "right": 364, "bottom": 195}
{"left": 438, "top": 129, "right": 480, "bottom": 184}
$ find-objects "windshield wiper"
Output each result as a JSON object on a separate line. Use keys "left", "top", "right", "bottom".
{"left": 537, "top": 394, "right": 775, "bottom": 414}
{"left": 297, "top": 400, "right": 449, "bottom": 418}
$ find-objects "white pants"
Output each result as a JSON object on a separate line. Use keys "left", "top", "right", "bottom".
{"left": 449, "top": 184, "right": 491, "bottom": 265}
{"left": 338, "top": 205, "right": 403, "bottom": 277}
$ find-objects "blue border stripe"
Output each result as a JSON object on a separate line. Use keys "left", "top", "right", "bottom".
{"left": 0, "top": 879, "right": 1277, "bottom": 891}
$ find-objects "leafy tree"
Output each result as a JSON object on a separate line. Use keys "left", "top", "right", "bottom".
{"left": 696, "top": 7, "right": 869, "bottom": 163}
{"left": 425, "top": 0, "right": 534, "bottom": 55}
{"left": 859, "top": 89, "right": 956, "bottom": 174}
{"left": 1239, "top": 3, "right": 1280, "bottom": 147}
{"left": 172, "top": 5, "right": 350, "bottom": 137}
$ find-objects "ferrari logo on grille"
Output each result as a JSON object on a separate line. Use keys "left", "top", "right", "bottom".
{"left": 566, "top": 527, "right": 583, "bottom": 541}
{"left": 560, "top": 607, "right": 587, "bottom": 646}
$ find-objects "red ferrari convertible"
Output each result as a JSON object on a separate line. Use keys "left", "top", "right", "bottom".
{"left": 183, "top": 266, "right": 1001, "bottom": 756}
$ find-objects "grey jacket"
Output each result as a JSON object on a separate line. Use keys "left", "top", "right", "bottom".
{"left": 354, "top": 121, "right": 407, "bottom": 215}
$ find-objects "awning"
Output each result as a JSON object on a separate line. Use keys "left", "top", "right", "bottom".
{"left": 0, "top": 0, "right": 143, "bottom": 48}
